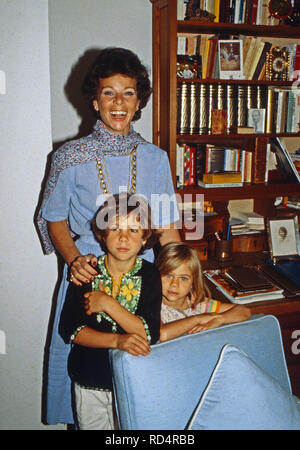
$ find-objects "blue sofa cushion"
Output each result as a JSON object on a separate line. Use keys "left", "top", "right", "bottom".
{"left": 110, "top": 315, "right": 292, "bottom": 429}
{"left": 188, "top": 344, "right": 300, "bottom": 430}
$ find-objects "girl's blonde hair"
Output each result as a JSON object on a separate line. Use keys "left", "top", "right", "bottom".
{"left": 155, "top": 242, "right": 211, "bottom": 305}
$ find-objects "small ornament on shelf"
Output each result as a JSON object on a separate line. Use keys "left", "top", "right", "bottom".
{"left": 265, "top": 47, "right": 290, "bottom": 81}
{"left": 184, "top": 0, "right": 215, "bottom": 22}
{"left": 268, "top": 0, "right": 293, "bottom": 21}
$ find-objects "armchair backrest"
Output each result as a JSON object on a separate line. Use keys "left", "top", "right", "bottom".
{"left": 110, "top": 315, "right": 291, "bottom": 430}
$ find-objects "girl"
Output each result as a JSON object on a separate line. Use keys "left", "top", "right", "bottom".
{"left": 155, "top": 242, "right": 251, "bottom": 342}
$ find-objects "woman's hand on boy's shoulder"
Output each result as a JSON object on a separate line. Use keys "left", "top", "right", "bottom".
{"left": 69, "top": 253, "right": 98, "bottom": 286}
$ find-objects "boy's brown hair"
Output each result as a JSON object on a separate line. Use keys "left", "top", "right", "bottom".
{"left": 91, "top": 192, "right": 161, "bottom": 254}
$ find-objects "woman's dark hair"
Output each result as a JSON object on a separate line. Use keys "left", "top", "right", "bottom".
{"left": 91, "top": 192, "right": 161, "bottom": 254}
{"left": 82, "top": 47, "right": 152, "bottom": 121}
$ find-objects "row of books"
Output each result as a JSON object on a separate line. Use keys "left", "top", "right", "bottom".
{"left": 176, "top": 138, "right": 300, "bottom": 188}
{"left": 176, "top": 143, "right": 253, "bottom": 187}
{"left": 177, "top": 0, "right": 280, "bottom": 25}
{"left": 177, "top": 33, "right": 300, "bottom": 81}
{"left": 177, "top": 82, "right": 300, "bottom": 135}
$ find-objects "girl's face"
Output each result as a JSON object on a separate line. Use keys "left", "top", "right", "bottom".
{"left": 161, "top": 262, "right": 194, "bottom": 308}
{"left": 92, "top": 74, "right": 140, "bottom": 136}
{"left": 104, "top": 213, "right": 146, "bottom": 267}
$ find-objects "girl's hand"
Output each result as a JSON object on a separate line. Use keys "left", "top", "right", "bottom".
{"left": 84, "top": 288, "right": 110, "bottom": 315}
{"left": 69, "top": 254, "right": 98, "bottom": 286}
{"left": 116, "top": 333, "right": 151, "bottom": 357}
{"left": 188, "top": 313, "right": 223, "bottom": 334}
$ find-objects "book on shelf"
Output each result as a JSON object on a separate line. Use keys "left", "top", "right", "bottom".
{"left": 204, "top": 268, "right": 283, "bottom": 304}
{"left": 177, "top": 0, "right": 188, "bottom": 20}
{"left": 251, "top": 41, "right": 272, "bottom": 80}
{"left": 211, "top": 109, "right": 227, "bottom": 134}
{"left": 176, "top": 143, "right": 196, "bottom": 188}
{"left": 243, "top": 37, "right": 262, "bottom": 79}
{"left": 236, "top": 126, "right": 254, "bottom": 134}
{"left": 197, "top": 180, "right": 243, "bottom": 188}
{"left": 292, "top": 44, "right": 300, "bottom": 82}
{"left": 253, "top": 137, "right": 268, "bottom": 183}
{"left": 270, "top": 137, "right": 300, "bottom": 183}
{"left": 202, "top": 171, "right": 242, "bottom": 183}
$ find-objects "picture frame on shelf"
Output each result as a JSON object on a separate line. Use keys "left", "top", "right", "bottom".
{"left": 266, "top": 216, "right": 300, "bottom": 259}
{"left": 218, "top": 40, "right": 243, "bottom": 80}
{"left": 248, "top": 108, "right": 266, "bottom": 133}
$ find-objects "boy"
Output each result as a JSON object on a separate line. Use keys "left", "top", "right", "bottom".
{"left": 59, "top": 193, "right": 162, "bottom": 429}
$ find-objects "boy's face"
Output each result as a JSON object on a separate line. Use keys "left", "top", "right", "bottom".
{"left": 161, "top": 262, "right": 193, "bottom": 308}
{"left": 104, "top": 213, "right": 146, "bottom": 265}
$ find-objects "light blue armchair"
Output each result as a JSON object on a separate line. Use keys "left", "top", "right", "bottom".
{"left": 110, "top": 315, "right": 300, "bottom": 430}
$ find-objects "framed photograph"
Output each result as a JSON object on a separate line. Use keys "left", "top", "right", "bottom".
{"left": 218, "top": 40, "right": 243, "bottom": 80}
{"left": 248, "top": 108, "right": 266, "bottom": 133}
{"left": 266, "top": 216, "right": 300, "bottom": 259}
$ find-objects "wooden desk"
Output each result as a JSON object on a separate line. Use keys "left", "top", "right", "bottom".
{"left": 202, "top": 252, "right": 300, "bottom": 397}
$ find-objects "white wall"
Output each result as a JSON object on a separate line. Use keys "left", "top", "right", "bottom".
{"left": 0, "top": 0, "right": 152, "bottom": 430}
{"left": 48, "top": 0, "right": 153, "bottom": 144}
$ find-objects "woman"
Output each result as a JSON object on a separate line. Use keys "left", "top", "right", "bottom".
{"left": 37, "top": 47, "right": 180, "bottom": 425}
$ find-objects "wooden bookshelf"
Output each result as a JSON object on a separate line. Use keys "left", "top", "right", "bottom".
{"left": 177, "top": 21, "right": 300, "bottom": 38}
{"left": 150, "top": 0, "right": 300, "bottom": 208}
{"left": 150, "top": 0, "right": 300, "bottom": 396}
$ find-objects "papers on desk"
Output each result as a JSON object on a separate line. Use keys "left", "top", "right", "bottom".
{"left": 204, "top": 268, "right": 284, "bottom": 304}
{"left": 230, "top": 213, "right": 265, "bottom": 236}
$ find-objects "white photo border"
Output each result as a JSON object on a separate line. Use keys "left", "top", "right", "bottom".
{"left": 267, "top": 216, "right": 300, "bottom": 259}
{"left": 218, "top": 39, "right": 244, "bottom": 80}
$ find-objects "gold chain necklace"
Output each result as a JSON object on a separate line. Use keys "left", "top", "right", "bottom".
{"left": 96, "top": 145, "right": 137, "bottom": 195}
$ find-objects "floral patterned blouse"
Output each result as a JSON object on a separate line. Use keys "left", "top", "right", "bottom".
{"left": 59, "top": 256, "right": 162, "bottom": 391}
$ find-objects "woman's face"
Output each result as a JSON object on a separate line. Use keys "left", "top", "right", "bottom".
{"left": 93, "top": 74, "right": 140, "bottom": 136}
